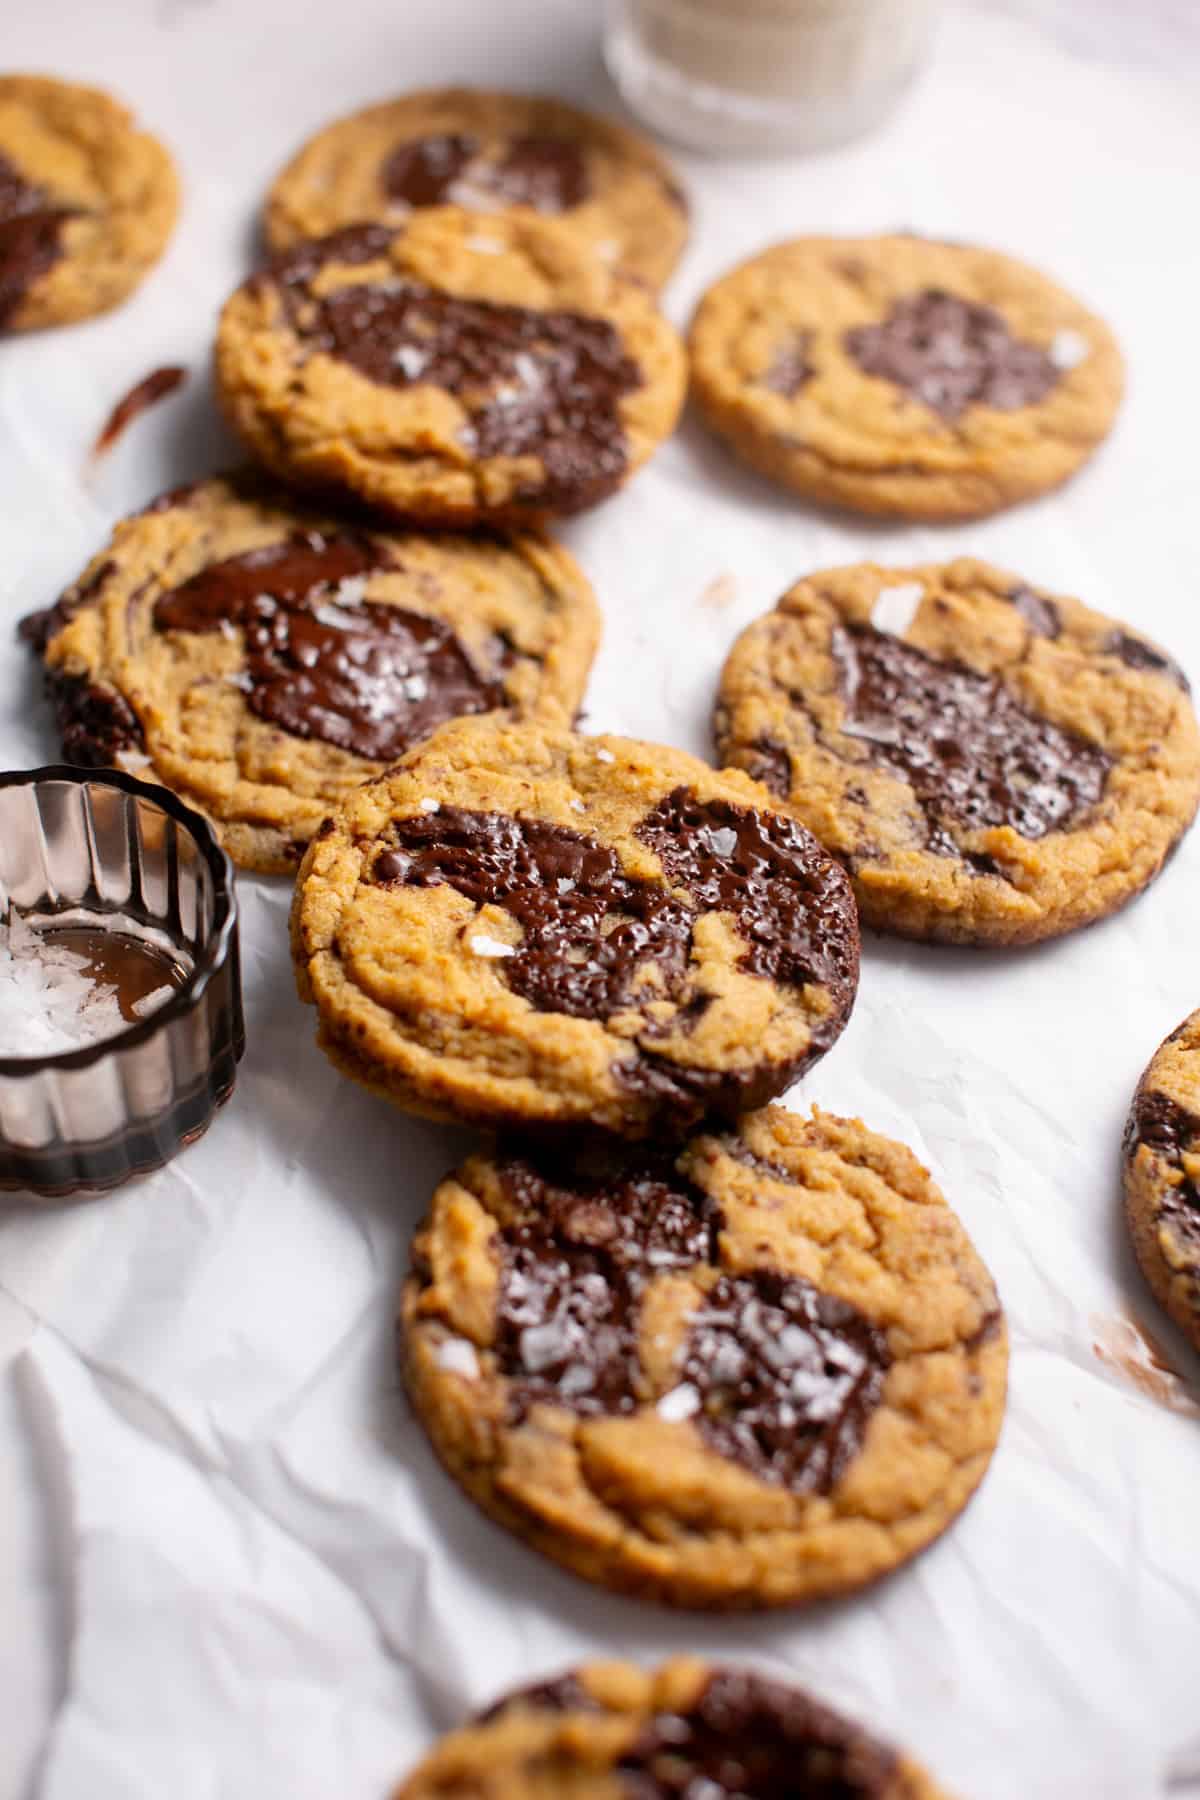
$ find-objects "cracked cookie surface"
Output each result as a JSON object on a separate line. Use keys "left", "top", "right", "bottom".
{"left": 264, "top": 87, "right": 688, "bottom": 291}
{"left": 688, "top": 234, "right": 1123, "bottom": 519}
{"left": 714, "top": 558, "right": 1200, "bottom": 945}
{"left": 1124, "top": 1012, "right": 1200, "bottom": 1355}
{"left": 395, "top": 1657, "right": 953, "bottom": 1797}
{"left": 216, "top": 207, "right": 686, "bottom": 527}
{"left": 23, "top": 476, "right": 599, "bottom": 874}
{"left": 0, "top": 75, "right": 177, "bottom": 332}
{"left": 400, "top": 1106, "right": 1005, "bottom": 1609}
{"left": 291, "top": 715, "right": 859, "bottom": 1136}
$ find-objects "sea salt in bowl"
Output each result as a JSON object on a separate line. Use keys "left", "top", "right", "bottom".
{"left": 0, "top": 767, "right": 244, "bottom": 1197}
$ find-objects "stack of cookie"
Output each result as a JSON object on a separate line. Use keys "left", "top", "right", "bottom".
{"left": 11, "top": 71, "right": 1200, "bottom": 1798}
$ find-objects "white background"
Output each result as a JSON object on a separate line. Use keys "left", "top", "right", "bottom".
{"left": 2, "top": 3, "right": 1199, "bottom": 1796}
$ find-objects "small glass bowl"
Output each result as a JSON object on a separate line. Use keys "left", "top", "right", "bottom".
{"left": 0, "top": 766, "right": 245, "bottom": 1198}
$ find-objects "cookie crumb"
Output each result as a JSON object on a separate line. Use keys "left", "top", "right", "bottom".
{"left": 699, "top": 573, "right": 737, "bottom": 612}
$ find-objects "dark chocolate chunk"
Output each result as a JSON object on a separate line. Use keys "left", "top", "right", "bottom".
{"left": 1104, "top": 629, "right": 1190, "bottom": 694}
{"left": 962, "top": 1308, "right": 1004, "bottom": 1356}
{"left": 1008, "top": 585, "right": 1061, "bottom": 640}
{"left": 153, "top": 532, "right": 505, "bottom": 760}
{"left": 491, "top": 1144, "right": 720, "bottom": 1421}
{"left": 478, "top": 1672, "right": 599, "bottom": 1723}
{"left": 92, "top": 365, "right": 187, "bottom": 455}
{"left": 374, "top": 808, "right": 694, "bottom": 1020}
{"left": 759, "top": 332, "right": 813, "bottom": 398}
{"left": 742, "top": 737, "right": 793, "bottom": 799}
{"left": 831, "top": 624, "right": 1111, "bottom": 848}
{"left": 1126, "top": 1088, "right": 1200, "bottom": 1250}
{"left": 636, "top": 788, "right": 859, "bottom": 1010}
{"left": 845, "top": 288, "right": 1060, "bottom": 422}
{"left": 381, "top": 132, "right": 479, "bottom": 206}
{"left": 0, "top": 148, "right": 78, "bottom": 329}
{"left": 679, "top": 1269, "right": 890, "bottom": 1495}
{"left": 1125, "top": 1089, "right": 1200, "bottom": 1162}
{"left": 46, "top": 671, "right": 144, "bottom": 767}
{"left": 382, "top": 130, "right": 589, "bottom": 214}
{"left": 264, "top": 230, "right": 641, "bottom": 513}
{"left": 617, "top": 1669, "right": 899, "bottom": 1799}
{"left": 373, "top": 790, "right": 857, "bottom": 1041}
{"left": 481, "top": 135, "right": 590, "bottom": 212}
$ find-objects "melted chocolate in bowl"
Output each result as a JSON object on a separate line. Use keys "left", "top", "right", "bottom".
{"left": 617, "top": 1670, "right": 900, "bottom": 1799}
{"left": 266, "top": 228, "right": 642, "bottom": 512}
{"left": 154, "top": 532, "right": 506, "bottom": 761}
{"left": 0, "top": 148, "right": 77, "bottom": 328}
{"left": 844, "top": 288, "right": 1060, "bottom": 422}
{"left": 832, "top": 624, "right": 1112, "bottom": 855}
{"left": 382, "top": 131, "right": 590, "bottom": 214}
{"left": 41, "top": 926, "right": 189, "bottom": 1023}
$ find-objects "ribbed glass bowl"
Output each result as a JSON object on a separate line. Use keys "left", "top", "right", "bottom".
{"left": 0, "top": 767, "right": 245, "bottom": 1198}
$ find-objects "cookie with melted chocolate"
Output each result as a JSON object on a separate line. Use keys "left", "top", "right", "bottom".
{"left": 689, "top": 233, "right": 1123, "bottom": 519}
{"left": 263, "top": 87, "right": 688, "bottom": 290}
{"left": 0, "top": 75, "right": 177, "bottom": 333}
{"left": 291, "top": 715, "right": 860, "bottom": 1137}
{"left": 1124, "top": 1011, "right": 1200, "bottom": 1355}
{"left": 216, "top": 207, "right": 686, "bottom": 527}
{"left": 395, "top": 1658, "right": 954, "bottom": 1796}
{"left": 715, "top": 558, "right": 1200, "bottom": 945}
{"left": 24, "top": 476, "right": 599, "bottom": 875}
{"left": 399, "top": 1105, "right": 1005, "bottom": 1609}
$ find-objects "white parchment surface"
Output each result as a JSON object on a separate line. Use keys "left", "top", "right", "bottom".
{"left": 2, "top": 3, "right": 1199, "bottom": 1796}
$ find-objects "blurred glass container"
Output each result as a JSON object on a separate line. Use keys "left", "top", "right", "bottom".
{"left": 0, "top": 767, "right": 244, "bottom": 1199}
{"left": 605, "top": 0, "right": 944, "bottom": 154}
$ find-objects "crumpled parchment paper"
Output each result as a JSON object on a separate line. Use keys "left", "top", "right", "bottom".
{"left": 2, "top": 3, "right": 1199, "bottom": 1796}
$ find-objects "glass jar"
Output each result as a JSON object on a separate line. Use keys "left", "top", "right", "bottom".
{"left": 605, "top": 0, "right": 944, "bottom": 154}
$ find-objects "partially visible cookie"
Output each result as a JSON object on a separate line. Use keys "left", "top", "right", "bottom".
{"left": 395, "top": 1658, "right": 953, "bottom": 1796}
{"left": 291, "top": 715, "right": 859, "bottom": 1136}
{"left": 22, "top": 475, "right": 599, "bottom": 875}
{"left": 264, "top": 87, "right": 688, "bottom": 290}
{"left": 689, "top": 234, "right": 1123, "bottom": 519}
{"left": 1124, "top": 1013, "right": 1200, "bottom": 1355}
{"left": 0, "top": 75, "right": 178, "bottom": 332}
{"left": 400, "top": 1106, "right": 1006, "bottom": 1609}
{"left": 714, "top": 559, "right": 1200, "bottom": 945}
{"left": 216, "top": 209, "right": 686, "bottom": 527}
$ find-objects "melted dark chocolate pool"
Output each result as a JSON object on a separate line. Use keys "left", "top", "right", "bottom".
{"left": 845, "top": 288, "right": 1060, "bottom": 422}
{"left": 153, "top": 532, "right": 506, "bottom": 760}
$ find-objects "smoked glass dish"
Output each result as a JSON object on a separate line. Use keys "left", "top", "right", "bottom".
{"left": 0, "top": 766, "right": 245, "bottom": 1198}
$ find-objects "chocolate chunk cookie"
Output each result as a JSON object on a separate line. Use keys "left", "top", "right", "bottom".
{"left": 0, "top": 76, "right": 178, "bottom": 332}
{"left": 1124, "top": 1012, "right": 1200, "bottom": 1355}
{"left": 395, "top": 1658, "right": 952, "bottom": 1796}
{"left": 216, "top": 208, "right": 686, "bottom": 527}
{"left": 400, "top": 1105, "right": 1005, "bottom": 1608}
{"left": 689, "top": 234, "right": 1123, "bottom": 519}
{"left": 714, "top": 559, "right": 1200, "bottom": 945}
{"left": 264, "top": 88, "right": 688, "bottom": 291}
{"left": 23, "top": 476, "right": 599, "bottom": 875}
{"left": 291, "top": 715, "right": 859, "bottom": 1136}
